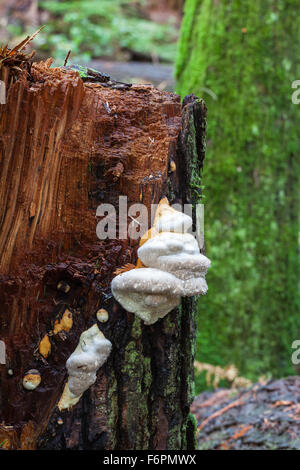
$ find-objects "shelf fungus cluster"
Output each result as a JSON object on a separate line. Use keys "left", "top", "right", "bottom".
{"left": 111, "top": 198, "right": 211, "bottom": 325}
{"left": 58, "top": 324, "right": 112, "bottom": 410}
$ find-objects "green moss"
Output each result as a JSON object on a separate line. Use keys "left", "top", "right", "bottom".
{"left": 120, "top": 318, "right": 151, "bottom": 449}
{"left": 186, "top": 412, "right": 198, "bottom": 450}
{"left": 34, "top": 1, "right": 178, "bottom": 63}
{"left": 176, "top": 0, "right": 300, "bottom": 384}
{"left": 130, "top": 315, "right": 142, "bottom": 340}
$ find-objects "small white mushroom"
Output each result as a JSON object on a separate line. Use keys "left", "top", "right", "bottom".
{"left": 58, "top": 324, "right": 112, "bottom": 410}
{"left": 96, "top": 308, "right": 109, "bottom": 323}
{"left": 23, "top": 369, "right": 41, "bottom": 390}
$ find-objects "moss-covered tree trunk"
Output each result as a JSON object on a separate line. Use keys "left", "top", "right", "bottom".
{"left": 0, "top": 58, "right": 206, "bottom": 450}
{"left": 176, "top": 0, "right": 300, "bottom": 382}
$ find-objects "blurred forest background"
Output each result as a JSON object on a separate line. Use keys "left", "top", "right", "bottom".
{"left": 1, "top": 0, "right": 299, "bottom": 394}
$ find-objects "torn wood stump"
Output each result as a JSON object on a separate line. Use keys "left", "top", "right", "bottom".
{"left": 0, "top": 58, "right": 207, "bottom": 450}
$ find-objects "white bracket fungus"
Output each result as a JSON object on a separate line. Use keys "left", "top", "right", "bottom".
{"left": 111, "top": 199, "right": 211, "bottom": 325}
{"left": 58, "top": 324, "right": 112, "bottom": 410}
{"left": 111, "top": 268, "right": 182, "bottom": 325}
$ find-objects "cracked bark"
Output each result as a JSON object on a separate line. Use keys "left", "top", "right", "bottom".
{"left": 0, "top": 60, "right": 206, "bottom": 450}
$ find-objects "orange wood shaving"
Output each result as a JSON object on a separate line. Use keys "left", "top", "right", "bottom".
{"left": 218, "top": 425, "right": 253, "bottom": 450}
{"left": 271, "top": 400, "right": 293, "bottom": 407}
{"left": 113, "top": 263, "right": 136, "bottom": 275}
{"left": 232, "top": 424, "right": 252, "bottom": 440}
{"left": 196, "top": 390, "right": 232, "bottom": 409}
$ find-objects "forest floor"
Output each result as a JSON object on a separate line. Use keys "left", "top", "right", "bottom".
{"left": 192, "top": 376, "right": 300, "bottom": 450}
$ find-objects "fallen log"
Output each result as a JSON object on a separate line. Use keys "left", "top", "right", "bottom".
{"left": 191, "top": 377, "right": 300, "bottom": 450}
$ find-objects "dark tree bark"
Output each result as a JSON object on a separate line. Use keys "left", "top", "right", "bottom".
{"left": 0, "top": 57, "right": 206, "bottom": 450}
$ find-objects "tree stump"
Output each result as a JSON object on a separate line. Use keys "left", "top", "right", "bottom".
{"left": 0, "top": 59, "right": 206, "bottom": 450}
{"left": 191, "top": 377, "right": 300, "bottom": 450}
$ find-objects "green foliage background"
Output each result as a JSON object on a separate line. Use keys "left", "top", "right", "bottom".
{"left": 31, "top": 0, "right": 178, "bottom": 63}
{"left": 176, "top": 0, "right": 300, "bottom": 390}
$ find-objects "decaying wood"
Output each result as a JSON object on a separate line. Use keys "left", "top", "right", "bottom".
{"left": 192, "top": 377, "right": 300, "bottom": 450}
{"left": 0, "top": 56, "right": 207, "bottom": 450}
